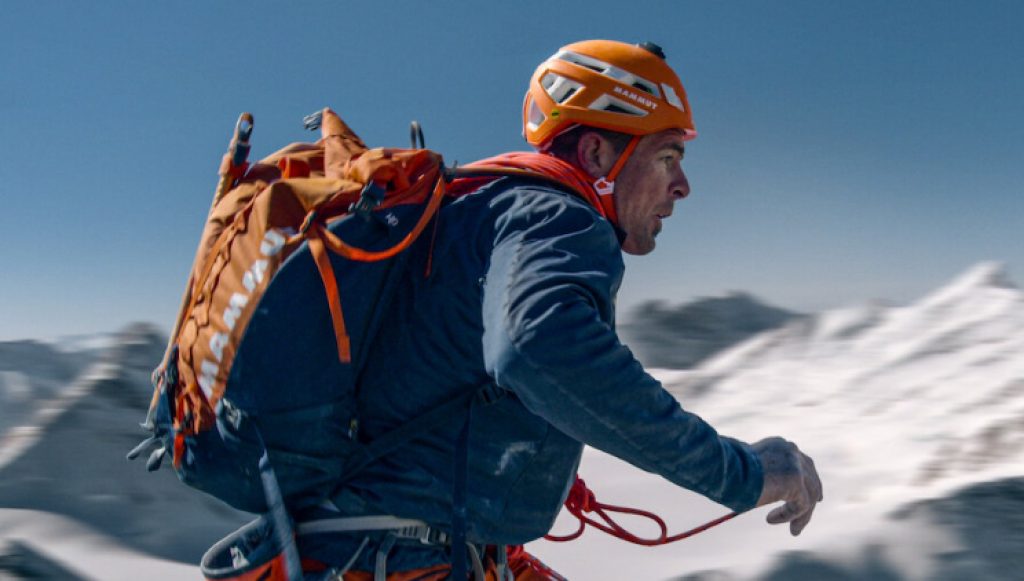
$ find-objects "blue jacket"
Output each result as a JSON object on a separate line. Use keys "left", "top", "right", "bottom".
{"left": 299, "top": 177, "right": 763, "bottom": 570}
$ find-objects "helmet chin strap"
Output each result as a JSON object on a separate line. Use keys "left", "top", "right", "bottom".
{"left": 592, "top": 135, "right": 641, "bottom": 225}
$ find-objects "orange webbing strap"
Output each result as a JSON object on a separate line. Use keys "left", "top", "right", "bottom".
{"left": 604, "top": 135, "right": 640, "bottom": 184}
{"left": 302, "top": 172, "right": 447, "bottom": 364}
{"left": 591, "top": 135, "right": 640, "bottom": 225}
{"left": 314, "top": 172, "right": 447, "bottom": 262}
{"left": 306, "top": 231, "right": 352, "bottom": 363}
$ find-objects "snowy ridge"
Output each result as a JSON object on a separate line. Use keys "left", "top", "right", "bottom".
{"left": 531, "top": 262, "right": 1024, "bottom": 580}
{"left": 690, "top": 261, "right": 1024, "bottom": 499}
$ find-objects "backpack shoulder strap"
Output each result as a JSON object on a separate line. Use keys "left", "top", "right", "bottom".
{"left": 449, "top": 152, "right": 617, "bottom": 224}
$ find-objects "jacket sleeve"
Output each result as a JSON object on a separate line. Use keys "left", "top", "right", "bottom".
{"left": 481, "top": 188, "right": 763, "bottom": 512}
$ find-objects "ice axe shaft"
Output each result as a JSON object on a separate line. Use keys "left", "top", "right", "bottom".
{"left": 213, "top": 112, "right": 254, "bottom": 205}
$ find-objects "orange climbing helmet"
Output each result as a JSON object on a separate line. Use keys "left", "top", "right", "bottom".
{"left": 523, "top": 39, "right": 697, "bottom": 149}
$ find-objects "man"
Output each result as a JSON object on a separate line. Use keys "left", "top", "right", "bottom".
{"left": 298, "top": 39, "right": 823, "bottom": 580}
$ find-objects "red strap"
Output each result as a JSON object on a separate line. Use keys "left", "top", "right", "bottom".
{"left": 172, "top": 432, "right": 186, "bottom": 470}
{"left": 278, "top": 156, "right": 311, "bottom": 179}
{"left": 605, "top": 135, "right": 640, "bottom": 184}
{"left": 506, "top": 545, "right": 568, "bottom": 580}
{"left": 544, "top": 476, "right": 741, "bottom": 546}
{"left": 592, "top": 135, "right": 640, "bottom": 224}
{"left": 452, "top": 152, "right": 618, "bottom": 225}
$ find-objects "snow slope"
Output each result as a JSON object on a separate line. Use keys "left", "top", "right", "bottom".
{"left": 0, "top": 509, "right": 194, "bottom": 580}
{"left": 1, "top": 263, "right": 1021, "bottom": 579}
{"left": 529, "top": 262, "right": 1024, "bottom": 579}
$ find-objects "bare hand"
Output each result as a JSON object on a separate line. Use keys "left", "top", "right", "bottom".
{"left": 752, "top": 437, "right": 823, "bottom": 536}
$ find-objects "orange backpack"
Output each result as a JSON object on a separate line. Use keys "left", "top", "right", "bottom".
{"left": 156, "top": 109, "right": 446, "bottom": 454}
{"left": 130, "top": 108, "right": 605, "bottom": 515}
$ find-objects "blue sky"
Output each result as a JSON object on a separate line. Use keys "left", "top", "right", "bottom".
{"left": 2, "top": 1, "right": 1021, "bottom": 340}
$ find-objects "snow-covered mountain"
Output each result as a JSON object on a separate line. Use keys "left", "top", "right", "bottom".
{"left": 620, "top": 293, "right": 802, "bottom": 370}
{"left": 0, "top": 323, "right": 249, "bottom": 578}
{"left": 1, "top": 262, "right": 1021, "bottom": 579}
{"left": 0, "top": 338, "right": 104, "bottom": 438}
{"left": 530, "top": 262, "right": 1024, "bottom": 580}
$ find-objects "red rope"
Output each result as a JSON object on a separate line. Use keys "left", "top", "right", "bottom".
{"left": 544, "top": 476, "right": 741, "bottom": 546}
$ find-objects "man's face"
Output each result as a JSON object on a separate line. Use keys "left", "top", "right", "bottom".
{"left": 613, "top": 129, "right": 691, "bottom": 255}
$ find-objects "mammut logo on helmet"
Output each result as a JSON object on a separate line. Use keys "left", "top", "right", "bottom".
{"left": 613, "top": 86, "right": 658, "bottom": 111}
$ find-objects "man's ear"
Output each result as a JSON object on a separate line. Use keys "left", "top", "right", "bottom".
{"left": 576, "top": 132, "right": 615, "bottom": 179}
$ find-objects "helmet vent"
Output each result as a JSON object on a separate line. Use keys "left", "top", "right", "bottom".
{"left": 526, "top": 98, "right": 546, "bottom": 131}
{"left": 556, "top": 50, "right": 609, "bottom": 73}
{"left": 604, "top": 103, "right": 635, "bottom": 114}
{"left": 541, "top": 72, "right": 583, "bottom": 105}
{"left": 554, "top": 50, "right": 662, "bottom": 100}
{"left": 632, "top": 81, "right": 657, "bottom": 96}
{"left": 589, "top": 94, "right": 647, "bottom": 117}
{"left": 661, "top": 83, "right": 685, "bottom": 112}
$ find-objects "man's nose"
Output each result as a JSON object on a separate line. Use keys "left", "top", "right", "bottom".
{"left": 672, "top": 170, "right": 691, "bottom": 200}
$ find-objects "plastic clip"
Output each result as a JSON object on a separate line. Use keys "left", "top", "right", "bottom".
{"left": 146, "top": 446, "right": 168, "bottom": 471}
{"left": 443, "top": 162, "right": 459, "bottom": 183}
{"left": 231, "top": 113, "right": 254, "bottom": 168}
{"left": 477, "top": 384, "right": 506, "bottom": 405}
{"left": 126, "top": 435, "right": 159, "bottom": 461}
{"left": 409, "top": 121, "right": 425, "bottom": 149}
{"left": 303, "top": 111, "right": 324, "bottom": 131}
{"left": 349, "top": 182, "right": 386, "bottom": 220}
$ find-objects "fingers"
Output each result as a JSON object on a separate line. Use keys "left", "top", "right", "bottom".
{"left": 766, "top": 494, "right": 816, "bottom": 536}
{"left": 790, "top": 503, "right": 816, "bottom": 536}
{"left": 765, "top": 496, "right": 807, "bottom": 525}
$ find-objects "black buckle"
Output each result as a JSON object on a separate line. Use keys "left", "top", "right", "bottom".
{"left": 303, "top": 111, "right": 323, "bottom": 131}
{"left": 476, "top": 384, "right": 506, "bottom": 405}
{"left": 423, "top": 527, "right": 450, "bottom": 545}
{"left": 350, "top": 182, "right": 386, "bottom": 220}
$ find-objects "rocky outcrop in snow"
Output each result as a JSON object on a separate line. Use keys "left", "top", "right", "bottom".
{"left": 620, "top": 292, "right": 803, "bottom": 370}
